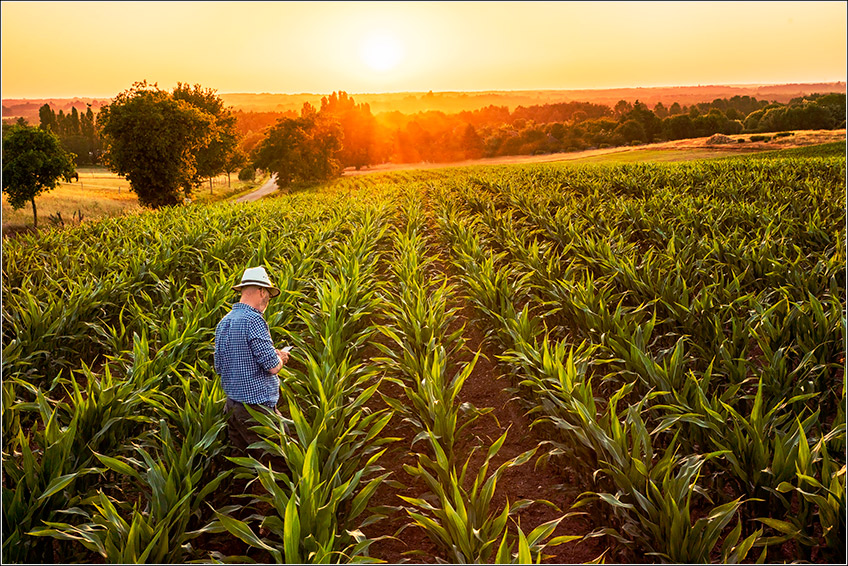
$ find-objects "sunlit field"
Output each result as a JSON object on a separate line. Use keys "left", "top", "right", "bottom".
{"left": 1, "top": 168, "right": 140, "bottom": 228}
{"left": 3, "top": 148, "right": 844, "bottom": 564}
{"left": 1, "top": 168, "right": 264, "bottom": 230}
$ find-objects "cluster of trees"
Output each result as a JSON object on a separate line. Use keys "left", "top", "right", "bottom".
{"left": 37, "top": 104, "right": 101, "bottom": 165}
{"left": 252, "top": 103, "right": 342, "bottom": 187}
{"left": 251, "top": 92, "right": 391, "bottom": 186}
{"left": 236, "top": 91, "right": 844, "bottom": 169}
{"left": 373, "top": 93, "right": 845, "bottom": 162}
{"left": 98, "top": 81, "right": 243, "bottom": 207}
{"left": 745, "top": 93, "right": 845, "bottom": 132}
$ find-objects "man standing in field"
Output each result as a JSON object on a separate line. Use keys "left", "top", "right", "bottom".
{"left": 214, "top": 266, "right": 290, "bottom": 455}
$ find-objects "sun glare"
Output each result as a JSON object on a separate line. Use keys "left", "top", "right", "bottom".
{"left": 359, "top": 33, "right": 404, "bottom": 72}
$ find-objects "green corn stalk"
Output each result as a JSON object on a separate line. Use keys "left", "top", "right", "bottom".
{"left": 208, "top": 399, "right": 392, "bottom": 563}
{"left": 576, "top": 428, "right": 758, "bottom": 563}
{"left": 758, "top": 418, "right": 846, "bottom": 563}
{"left": 2, "top": 388, "right": 103, "bottom": 563}
{"left": 31, "top": 418, "right": 231, "bottom": 563}
{"left": 401, "top": 430, "right": 572, "bottom": 564}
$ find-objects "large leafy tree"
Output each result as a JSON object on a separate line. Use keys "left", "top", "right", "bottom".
{"left": 97, "top": 81, "right": 214, "bottom": 208}
{"left": 252, "top": 104, "right": 342, "bottom": 188}
{"left": 2, "top": 124, "right": 76, "bottom": 227}
{"left": 172, "top": 83, "right": 240, "bottom": 190}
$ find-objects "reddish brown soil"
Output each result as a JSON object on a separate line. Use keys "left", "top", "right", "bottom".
{"left": 359, "top": 375, "right": 448, "bottom": 563}
{"left": 360, "top": 306, "right": 608, "bottom": 563}
{"left": 359, "top": 207, "right": 610, "bottom": 564}
{"left": 450, "top": 304, "right": 607, "bottom": 564}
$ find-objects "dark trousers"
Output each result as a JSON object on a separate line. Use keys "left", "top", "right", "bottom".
{"left": 223, "top": 398, "right": 281, "bottom": 452}
{"left": 223, "top": 398, "right": 290, "bottom": 475}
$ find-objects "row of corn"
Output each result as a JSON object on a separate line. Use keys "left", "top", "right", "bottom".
{"left": 430, "top": 157, "right": 845, "bottom": 562}
{"left": 373, "top": 190, "right": 576, "bottom": 563}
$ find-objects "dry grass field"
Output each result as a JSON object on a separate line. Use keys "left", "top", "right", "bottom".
{"left": 1, "top": 168, "right": 263, "bottom": 233}
{"left": 1, "top": 168, "right": 140, "bottom": 230}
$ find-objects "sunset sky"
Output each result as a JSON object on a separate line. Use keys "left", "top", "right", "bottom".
{"left": 2, "top": 1, "right": 846, "bottom": 99}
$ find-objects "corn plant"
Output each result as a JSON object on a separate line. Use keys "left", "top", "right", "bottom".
{"left": 213, "top": 430, "right": 389, "bottom": 563}
{"left": 401, "top": 430, "right": 571, "bottom": 564}
{"left": 2, "top": 388, "right": 104, "bottom": 563}
{"left": 30, "top": 418, "right": 231, "bottom": 563}
{"left": 572, "top": 391, "right": 762, "bottom": 563}
{"left": 375, "top": 204, "right": 493, "bottom": 461}
{"left": 758, "top": 418, "right": 846, "bottom": 562}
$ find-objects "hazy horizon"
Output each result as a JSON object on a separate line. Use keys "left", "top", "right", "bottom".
{"left": 3, "top": 81, "right": 847, "bottom": 105}
{"left": 2, "top": 1, "right": 845, "bottom": 100}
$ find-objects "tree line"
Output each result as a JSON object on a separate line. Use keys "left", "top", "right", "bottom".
{"left": 232, "top": 90, "right": 844, "bottom": 170}
{"left": 36, "top": 104, "right": 101, "bottom": 165}
{"left": 5, "top": 82, "right": 845, "bottom": 221}
{"left": 325, "top": 92, "right": 846, "bottom": 164}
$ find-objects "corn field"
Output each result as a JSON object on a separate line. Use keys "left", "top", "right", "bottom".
{"left": 2, "top": 153, "right": 845, "bottom": 563}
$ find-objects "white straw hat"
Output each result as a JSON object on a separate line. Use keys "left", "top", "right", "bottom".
{"left": 232, "top": 266, "right": 280, "bottom": 297}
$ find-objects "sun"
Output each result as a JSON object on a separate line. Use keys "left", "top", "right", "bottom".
{"left": 359, "top": 33, "right": 404, "bottom": 72}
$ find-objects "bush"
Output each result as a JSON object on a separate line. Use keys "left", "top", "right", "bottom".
{"left": 774, "top": 132, "right": 794, "bottom": 138}
{"left": 238, "top": 166, "right": 255, "bottom": 181}
{"left": 750, "top": 135, "right": 772, "bottom": 142}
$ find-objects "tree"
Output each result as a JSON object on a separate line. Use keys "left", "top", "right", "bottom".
{"left": 38, "top": 104, "right": 57, "bottom": 132}
{"left": 172, "top": 83, "right": 240, "bottom": 190}
{"left": 2, "top": 124, "right": 76, "bottom": 227}
{"left": 98, "top": 81, "right": 214, "bottom": 208}
{"left": 743, "top": 108, "right": 766, "bottom": 132}
{"left": 614, "top": 119, "right": 646, "bottom": 144}
{"left": 37, "top": 103, "right": 101, "bottom": 165}
{"left": 238, "top": 165, "right": 255, "bottom": 181}
{"left": 81, "top": 106, "right": 96, "bottom": 138}
{"left": 460, "top": 123, "right": 485, "bottom": 159}
{"left": 614, "top": 100, "right": 633, "bottom": 117}
{"left": 68, "top": 107, "right": 81, "bottom": 136}
{"left": 320, "top": 91, "right": 378, "bottom": 170}
{"left": 223, "top": 149, "right": 247, "bottom": 188}
{"left": 663, "top": 114, "right": 695, "bottom": 140}
{"left": 621, "top": 103, "right": 662, "bottom": 142}
{"left": 252, "top": 107, "right": 342, "bottom": 188}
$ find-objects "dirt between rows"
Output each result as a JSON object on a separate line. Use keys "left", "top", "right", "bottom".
{"left": 360, "top": 302, "right": 609, "bottom": 564}
{"left": 358, "top": 205, "right": 613, "bottom": 564}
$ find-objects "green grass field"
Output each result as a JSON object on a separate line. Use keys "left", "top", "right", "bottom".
{"left": 555, "top": 140, "right": 845, "bottom": 165}
{"left": 564, "top": 147, "right": 753, "bottom": 164}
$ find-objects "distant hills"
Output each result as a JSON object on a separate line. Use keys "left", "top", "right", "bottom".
{"left": 3, "top": 82, "right": 845, "bottom": 123}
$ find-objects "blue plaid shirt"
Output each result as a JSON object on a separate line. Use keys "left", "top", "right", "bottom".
{"left": 214, "top": 302, "right": 280, "bottom": 406}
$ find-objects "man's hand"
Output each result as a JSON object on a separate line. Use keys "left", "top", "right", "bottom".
{"left": 275, "top": 349, "right": 290, "bottom": 366}
{"left": 269, "top": 349, "right": 289, "bottom": 375}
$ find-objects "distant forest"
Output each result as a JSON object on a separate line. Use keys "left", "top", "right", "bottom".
{"left": 6, "top": 88, "right": 845, "bottom": 169}
{"left": 232, "top": 91, "right": 846, "bottom": 169}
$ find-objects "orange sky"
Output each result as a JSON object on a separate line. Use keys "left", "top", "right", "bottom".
{"left": 2, "top": 1, "right": 846, "bottom": 99}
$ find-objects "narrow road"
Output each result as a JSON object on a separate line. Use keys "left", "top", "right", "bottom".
{"left": 235, "top": 174, "right": 278, "bottom": 203}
